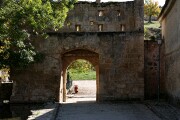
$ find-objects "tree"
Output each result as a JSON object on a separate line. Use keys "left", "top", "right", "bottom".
{"left": 144, "top": 0, "right": 161, "bottom": 23}
{"left": 68, "top": 59, "right": 94, "bottom": 73}
{"left": 0, "top": 0, "right": 76, "bottom": 69}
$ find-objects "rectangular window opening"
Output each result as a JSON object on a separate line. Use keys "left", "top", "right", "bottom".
{"left": 98, "top": 10, "right": 104, "bottom": 16}
{"left": 75, "top": 25, "right": 81, "bottom": 32}
{"left": 117, "top": 10, "right": 121, "bottom": 16}
{"left": 67, "top": 22, "right": 71, "bottom": 26}
{"left": 120, "top": 24, "right": 125, "bottom": 31}
{"left": 90, "top": 21, "right": 94, "bottom": 25}
{"left": 98, "top": 24, "right": 103, "bottom": 31}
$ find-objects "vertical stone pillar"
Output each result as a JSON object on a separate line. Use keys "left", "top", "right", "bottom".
{"left": 0, "top": 83, "right": 3, "bottom": 106}
{"left": 63, "top": 69, "right": 67, "bottom": 102}
{"left": 134, "top": 0, "right": 144, "bottom": 31}
{"left": 96, "top": 65, "right": 99, "bottom": 102}
{"left": 96, "top": 0, "right": 101, "bottom": 3}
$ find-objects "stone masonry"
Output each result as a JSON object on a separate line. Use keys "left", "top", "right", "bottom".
{"left": 144, "top": 40, "right": 165, "bottom": 99}
{"left": 159, "top": 0, "right": 180, "bottom": 104}
{"left": 10, "top": 0, "right": 144, "bottom": 103}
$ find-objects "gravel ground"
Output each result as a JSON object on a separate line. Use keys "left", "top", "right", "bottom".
{"left": 67, "top": 80, "right": 96, "bottom": 100}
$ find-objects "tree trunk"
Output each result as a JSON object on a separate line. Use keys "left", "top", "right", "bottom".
{"left": 148, "top": 15, "right": 152, "bottom": 23}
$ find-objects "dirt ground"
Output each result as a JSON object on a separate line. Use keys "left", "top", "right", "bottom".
{"left": 67, "top": 80, "right": 96, "bottom": 102}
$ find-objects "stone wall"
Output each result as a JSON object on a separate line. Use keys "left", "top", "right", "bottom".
{"left": 144, "top": 40, "right": 165, "bottom": 99}
{"left": 160, "top": 0, "right": 180, "bottom": 104}
{"left": 10, "top": 0, "right": 144, "bottom": 103}
{"left": 11, "top": 32, "right": 144, "bottom": 102}
{"left": 96, "top": 32, "right": 144, "bottom": 101}
{"left": 61, "top": 1, "right": 136, "bottom": 32}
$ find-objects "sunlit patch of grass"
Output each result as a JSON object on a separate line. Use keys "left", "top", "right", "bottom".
{"left": 144, "top": 21, "right": 160, "bottom": 29}
{"left": 69, "top": 70, "right": 96, "bottom": 80}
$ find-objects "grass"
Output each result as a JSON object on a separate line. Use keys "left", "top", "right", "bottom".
{"left": 144, "top": 20, "right": 161, "bottom": 40}
{"left": 69, "top": 70, "right": 96, "bottom": 80}
{"left": 144, "top": 21, "right": 160, "bottom": 29}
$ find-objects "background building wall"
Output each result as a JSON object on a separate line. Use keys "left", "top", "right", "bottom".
{"left": 161, "top": 0, "right": 180, "bottom": 103}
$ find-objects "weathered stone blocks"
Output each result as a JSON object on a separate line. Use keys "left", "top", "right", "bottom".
{"left": 10, "top": 0, "right": 144, "bottom": 103}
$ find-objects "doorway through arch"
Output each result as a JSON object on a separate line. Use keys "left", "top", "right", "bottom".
{"left": 66, "top": 59, "right": 96, "bottom": 102}
{"left": 61, "top": 49, "right": 99, "bottom": 103}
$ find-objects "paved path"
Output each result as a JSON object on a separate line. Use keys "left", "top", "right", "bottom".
{"left": 56, "top": 80, "right": 160, "bottom": 120}
{"left": 28, "top": 103, "right": 58, "bottom": 120}
{"left": 17, "top": 80, "right": 180, "bottom": 120}
{"left": 56, "top": 100, "right": 161, "bottom": 120}
{"left": 54, "top": 80, "right": 180, "bottom": 120}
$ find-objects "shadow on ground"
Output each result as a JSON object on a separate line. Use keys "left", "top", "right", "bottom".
{"left": 57, "top": 99, "right": 161, "bottom": 120}
{"left": 0, "top": 103, "right": 57, "bottom": 120}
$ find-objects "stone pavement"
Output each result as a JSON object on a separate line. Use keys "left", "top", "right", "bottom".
{"left": 26, "top": 100, "right": 180, "bottom": 120}
{"left": 27, "top": 80, "right": 180, "bottom": 120}
{"left": 145, "top": 100, "right": 180, "bottom": 120}
{"left": 55, "top": 99, "right": 180, "bottom": 120}
{"left": 54, "top": 80, "right": 180, "bottom": 120}
{"left": 56, "top": 100, "right": 160, "bottom": 120}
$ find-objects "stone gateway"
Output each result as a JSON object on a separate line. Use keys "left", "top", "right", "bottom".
{"left": 10, "top": 0, "right": 144, "bottom": 103}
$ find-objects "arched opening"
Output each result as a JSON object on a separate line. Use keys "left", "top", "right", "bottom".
{"left": 60, "top": 49, "right": 99, "bottom": 103}
{"left": 66, "top": 59, "right": 96, "bottom": 102}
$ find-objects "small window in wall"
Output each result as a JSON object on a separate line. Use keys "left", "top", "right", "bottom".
{"left": 75, "top": 25, "right": 81, "bottom": 32}
{"left": 90, "top": 21, "right": 94, "bottom": 25}
{"left": 98, "top": 10, "right": 104, "bottom": 16}
{"left": 98, "top": 24, "right": 103, "bottom": 31}
{"left": 117, "top": 10, "right": 121, "bottom": 16}
{"left": 67, "top": 22, "right": 71, "bottom": 26}
{"left": 120, "top": 24, "right": 125, "bottom": 31}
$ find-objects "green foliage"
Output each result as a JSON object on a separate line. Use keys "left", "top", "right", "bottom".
{"left": 68, "top": 59, "right": 94, "bottom": 73}
{"left": 144, "top": 0, "right": 161, "bottom": 23}
{"left": 0, "top": 0, "right": 77, "bottom": 69}
{"left": 69, "top": 70, "right": 96, "bottom": 80}
{"left": 0, "top": 68, "right": 10, "bottom": 81}
{"left": 144, "top": 27, "right": 148, "bottom": 39}
{"left": 144, "top": 21, "right": 161, "bottom": 40}
{"left": 68, "top": 59, "right": 96, "bottom": 80}
{"left": 144, "top": 21, "right": 160, "bottom": 28}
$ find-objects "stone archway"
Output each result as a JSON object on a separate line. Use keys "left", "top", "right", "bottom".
{"left": 10, "top": 32, "right": 144, "bottom": 103}
{"left": 61, "top": 49, "right": 99, "bottom": 102}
